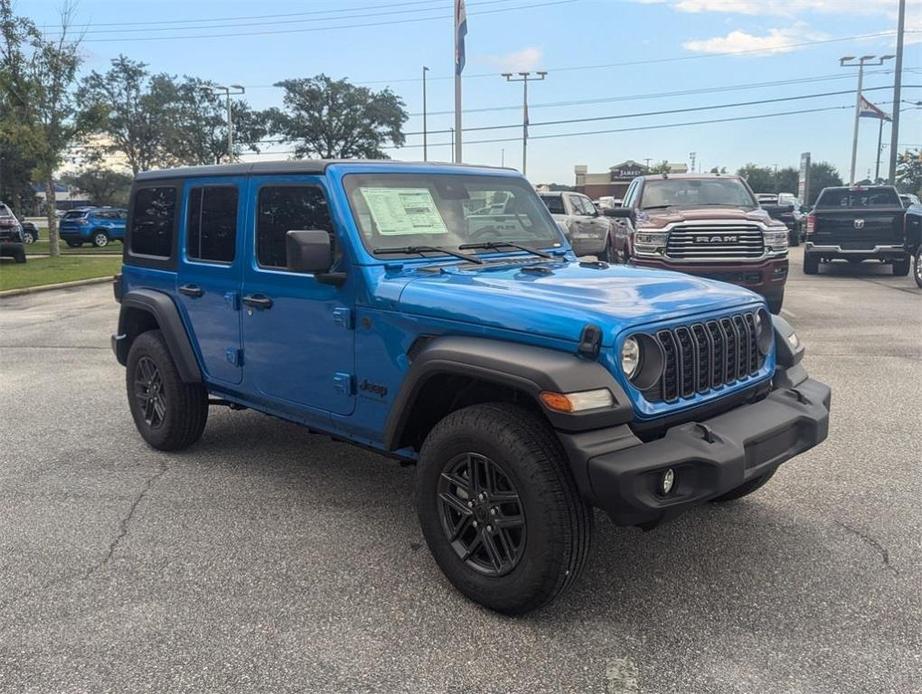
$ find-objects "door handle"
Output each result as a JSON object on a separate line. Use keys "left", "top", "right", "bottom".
{"left": 178, "top": 284, "right": 204, "bottom": 298}
{"left": 242, "top": 294, "right": 273, "bottom": 310}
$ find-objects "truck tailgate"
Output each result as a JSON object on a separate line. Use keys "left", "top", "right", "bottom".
{"left": 812, "top": 207, "right": 904, "bottom": 249}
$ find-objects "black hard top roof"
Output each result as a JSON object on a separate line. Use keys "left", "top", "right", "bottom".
{"left": 134, "top": 159, "right": 511, "bottom": 182}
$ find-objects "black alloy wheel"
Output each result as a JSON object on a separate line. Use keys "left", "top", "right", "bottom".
{"left": 437, "top": 452, "right": 526, "bottom": 576}
{"left": 134, "top": 356, "right": 166, "bottom": 429}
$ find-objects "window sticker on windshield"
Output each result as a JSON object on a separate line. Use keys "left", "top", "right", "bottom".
{"left": 360, "top": 187, "right": 448, "bottom": 235}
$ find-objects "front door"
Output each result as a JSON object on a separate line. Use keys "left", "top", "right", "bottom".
{"left": 240, "top": 177, "right": 355, "bottom": 416}
{"left": 176, "top": 178, "right": 245, "bottom": 385}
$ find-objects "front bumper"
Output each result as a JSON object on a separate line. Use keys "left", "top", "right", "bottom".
{"left": 560, "top": 377, "right": 830, "bottom": 527}
{"left": 630, "top": 256, "right": 788, "bottom": 301}
{"left": 805, "top": 242, "right": 907, "bottom": 261}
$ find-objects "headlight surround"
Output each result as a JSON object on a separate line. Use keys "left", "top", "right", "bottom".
{"left": 754, "top": 308, "right": 773, "bottom": 354}
{"left": 634, "top": 231, "right": 668, "bottom": 249}
{"left": 621, "top": 337, "right": 641, "bottom": 379}
{"left": 763, "top": 228, "right": 789, "bottom": 253}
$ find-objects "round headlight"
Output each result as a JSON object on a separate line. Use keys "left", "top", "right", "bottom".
{"left": 621, "top": 337, "right": 641, "bottom": 379}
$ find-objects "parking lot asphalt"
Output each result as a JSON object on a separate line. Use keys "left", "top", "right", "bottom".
{"left": 1, "top": 247, "right": 920, "bottom": 694}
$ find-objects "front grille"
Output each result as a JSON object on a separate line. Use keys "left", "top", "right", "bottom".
{"left": 666, "top": 224, "right": 764, "bottom": 260}
{"left": 653, "top": 310, "right": 764, "bottom": 403}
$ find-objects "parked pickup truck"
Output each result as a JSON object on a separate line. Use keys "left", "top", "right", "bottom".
{"left": 804, "top": 185, "right": 922, "bottom": 276}
{"left": 609, "top": 174, "right": 790, "bottom": 313}
{"left": 538, "top": 190, "right": 617, "bottom": 261}
{"left": 756, "top": 193, "right": 804, "bottom": 247}
{"left": 111, "top": 160, "right": 830, "bottom": 614}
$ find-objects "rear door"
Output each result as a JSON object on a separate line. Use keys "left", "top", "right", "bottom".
{"left": 814, "top": 188, "right": 905, "bottom": 249}
{"left": 176, "top": 178, "right": 245, "bottom": 385}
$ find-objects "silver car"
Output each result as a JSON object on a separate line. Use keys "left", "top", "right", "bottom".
{"left": 538, "top": 191, "right": 616, "bottom": 261}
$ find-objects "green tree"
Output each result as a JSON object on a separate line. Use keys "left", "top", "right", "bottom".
{"left": 895, "top": 149, "right": 922, "bottom": 196}
{"left": 0, "top": 1, "right": 87, "bottom": 256}
{"left": 60, "top": 167, "right": 132, "bottom": 206}
{"left": 806, "top": 162, "right": 843, "bottom": 205}
{"left": 649, "top": 160, "right": 671, "bottom": 174}
{"left": 774, "top": 167, "right": 799, "bottom": 195}
{"left": 736, "top": 164, "right": 775, "bottom": 194}
{"left": 268, "top": 75, "right": 407, "bottom": 159}
{"left": 709, "top": 166, "right": 728, "bottom": 174}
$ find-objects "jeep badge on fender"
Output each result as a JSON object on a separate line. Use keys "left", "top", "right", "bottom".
{"left": 111, "top": 160, "right": 831, "bottom": 614}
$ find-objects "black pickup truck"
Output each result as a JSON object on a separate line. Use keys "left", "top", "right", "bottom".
{"left": 804, "top": 185, "right": 922, "bottom": 276}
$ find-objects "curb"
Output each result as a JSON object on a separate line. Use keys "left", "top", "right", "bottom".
{"left": 0, "top": 275, "right": 114, "bottom": 299}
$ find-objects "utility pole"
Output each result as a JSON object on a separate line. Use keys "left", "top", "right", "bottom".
{"left": 502, "top": 71, "right": 547, "bottom": 177}
{"left": 840, "top": 55, "right": 893, "bottom": 184}
{"left": 888, "top": 0, "right": 906, "bottom": 183}
{"left": 422, "top": 66, "right": 429, "bottom": 162}
{"left": 875, "top": 118, "right": 887, "bottom": 181}
{"left": 203, "top": 84, "right": 245, "bottom": 162}
{"left": 501, "top": 148, "right": 505, "bottom": 167}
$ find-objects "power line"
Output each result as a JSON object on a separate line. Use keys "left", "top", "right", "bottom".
{"left": 77, "top": 0, "right": 577, "bottom": 42}
{"left": 52, "top": 0, "right": 526, "bottom": 35}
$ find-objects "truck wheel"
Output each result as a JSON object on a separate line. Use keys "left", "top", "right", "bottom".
{"left": 126, "top": 330, "right": 208, "bottom": 451}
{"left": 21, "top": 230, "right": 35, "bottom": 244}
{"left": 92, "top": 231, "right": 109, "bottom": 248}
{"left": 915, "top": 247, "right": 922, "bottom": 289}
{"left": 803, "top": 253, "right": 819, "bottom": 275}
{"left": 892, "top": 255, "right": 910, "bottom": 277}
{"left": 711, "top": 470, "right": 776, "bottom": 502}
{"left": 766, "top": 291, "right": 784, "bottom": 315}
{"left": 416, "top": 403, "right": 592, "bottom": 615}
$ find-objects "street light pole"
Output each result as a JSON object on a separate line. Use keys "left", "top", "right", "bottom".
{"left": 422, "top": 66, "right": 429, "bottom": 162}
{"left": 501, "top": 71, "right": 546, "bottom": 177}
{"left": 875, "top": 118, "right": 886, "bottom": 182}
{"left": 203, "top": 84, "right": 246, "bottom": 162}
{"left": 840, "top": 55, "right": 893, "bottom": 184}
{"left": 888, "top": 0, "right": 906, "bottom": 183}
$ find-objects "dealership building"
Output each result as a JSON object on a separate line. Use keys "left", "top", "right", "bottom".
{"left": 574, "top": 160, "right": 689, "bottom": 199}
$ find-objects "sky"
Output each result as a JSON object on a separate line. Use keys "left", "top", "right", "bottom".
{"left": 25, "top": 0, "right": 922, "bottom": 186}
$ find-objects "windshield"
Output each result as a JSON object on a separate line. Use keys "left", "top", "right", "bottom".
{"left": 641, "top": 178, "right": 756, "bottom": 210}
{"left": 815, "top": 188, "right": 901, "bottom": 208}
{"left": 345, "top": 173, "right": 564, "bottom": 258}
{"left": 0, "top": 205, "right": 12, "bottom": 218}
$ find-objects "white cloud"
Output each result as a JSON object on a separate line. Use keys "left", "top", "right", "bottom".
{"left": 483, "top": 47, "right": 543, "bottom": 73}
{"left": 642, "top": 0, "right": 919, "bottom": 18}
{"left": 683, "top": 24, "right": 826, "bottom": 55}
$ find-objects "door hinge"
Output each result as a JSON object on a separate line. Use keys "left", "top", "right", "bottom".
{"left": 226, "top": 348, "right": 244, "bottom": 366}
{"left": 332, "top": 372, "right": 354, "bottom": 395}
{"left": 224, "top": 291, "right": 240, "bottom": 311}
{"left": 332, "top": 307, "right": 353, "bottom": 329}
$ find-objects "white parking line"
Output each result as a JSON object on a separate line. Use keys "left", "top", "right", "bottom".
{"left": 781, "top": 308, "right": 798, "bottom": 319}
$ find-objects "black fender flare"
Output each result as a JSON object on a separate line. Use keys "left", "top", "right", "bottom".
{"left": 383, "top": 335, "right": 633, "bottom": 451}
{"left": 115, "top": 289, "right": 202, "bottom": 383}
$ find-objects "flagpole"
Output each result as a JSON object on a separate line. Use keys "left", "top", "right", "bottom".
{"left": 875, "top": 117, "right": 884, "bottom": 181}
{"left": 453, "top": 0, "right": 463, "bottom": 164}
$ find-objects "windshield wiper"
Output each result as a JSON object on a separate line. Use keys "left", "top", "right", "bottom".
{"left": 458, "top": 241, "right": 553, "bottom": 259}
{"left": 373, "top": 245, "right": 484, "bottom": 264}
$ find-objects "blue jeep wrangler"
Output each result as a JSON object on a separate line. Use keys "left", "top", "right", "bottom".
{"left": 112, "top": 161, "right": 831, "bottom": 614}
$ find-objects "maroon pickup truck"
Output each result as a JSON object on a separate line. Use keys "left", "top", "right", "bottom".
{"left": 608, "top": 174, "right": 790, "bottom": 313}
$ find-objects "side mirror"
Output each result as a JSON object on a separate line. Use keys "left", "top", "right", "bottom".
{"left": 286, "top": 230, "right": 332, "bottom": 273}
{"left": 603, "top": 207, "right": 633, "bottom": 219}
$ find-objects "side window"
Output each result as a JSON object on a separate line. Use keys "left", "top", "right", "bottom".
{"left": 578, "top": 196, "right": 596, "bottom": 215}
{"left": 541, "top": 196, "right": 565, "bottom": 214}
{"left": 130, "top": 187, "right": 177, "bottom": 258}
{"left": 187, "top": 186, "right": 238, "bottom": 263}
{"left": 256, "top": 186, "right": 333, "bottom": 270}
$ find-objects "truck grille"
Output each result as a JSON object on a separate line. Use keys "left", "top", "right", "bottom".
{"left": 653, "top": 311, "right": 763, "bottom": 402}
{"left": 665, "top": 224, "right": 764, "bottom": 260}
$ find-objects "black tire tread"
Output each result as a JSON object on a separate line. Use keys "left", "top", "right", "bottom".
{"left": 126, "top": 330, "right": 208, "bottom": 451}
{"left": 417, "top": 403, "right": 592, "bottom": 614}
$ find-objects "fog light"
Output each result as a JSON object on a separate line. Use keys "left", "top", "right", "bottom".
{"left": 660, "top": 468, "right": 675, "bottom": 495}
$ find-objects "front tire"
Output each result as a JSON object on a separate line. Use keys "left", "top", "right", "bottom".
{"left": 788, "top": 227, "right": 800, "bottom": 247}
{"left": 914, "top": 247, "right": 922, "bottom": 289}
{"left": 711, "top": 470, "right": 776, "bottom": 502}
{"left": 892, "top": 255, "right": 910, "bottom": 277}
{"left": 92, "top": 231, "right": 109, "bottom": 248}
{"left": 126, "top": 330, "right": 208, "bottom": 451}
{"left": 21, "top": 230, "right": 35, "bottom": 244}
{"left": 416, "top": 403, "right": 592, "bottom": 615}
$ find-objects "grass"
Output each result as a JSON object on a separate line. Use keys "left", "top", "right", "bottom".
{"left": 26, "top": 239, "right": 122, "bottom": 256}
{"left": 0, "top": 255, "right": 122, "bottom": 291}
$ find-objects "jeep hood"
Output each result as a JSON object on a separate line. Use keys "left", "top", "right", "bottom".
{"left": 393, "top": 260, "right": 761, "bottom": 347}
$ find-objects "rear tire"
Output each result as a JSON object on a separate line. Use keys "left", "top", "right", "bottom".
{"left": 597, "top": 235, "right": 615, "bottom": 263}
{"left": 803, "top": 253, "right": 819, "bottom": 275}
{"left": 92, "top": 231, "right": 109, "bottom": 248}
{"left": 416, "top": 403, "right": 592, "bottom": 615}
{"left": 21, "top": 231, "right": 35, "bottom": 244}
{"left": 126, "top": 330, "right": 208, "bottom": 451}
{"left": 66, "top": 240, "right": 82, "bottom": 248}
{"left": 892, "top": 256, "right": 910, "bottom": 277}
{"left": 711, "top": 470, "right": 776, "bottom": 502}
